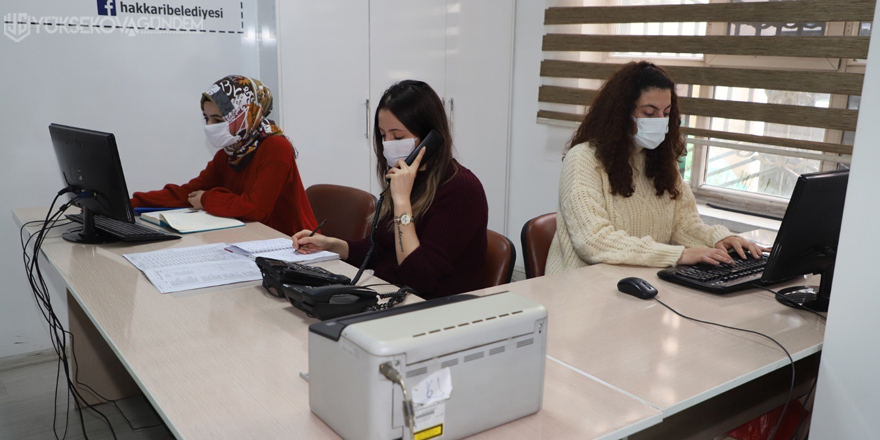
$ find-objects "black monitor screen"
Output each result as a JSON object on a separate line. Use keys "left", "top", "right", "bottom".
{"left": 49, "top": 124, "right": 134, "bottom": 242}
{"left": 761, "top": 169, "right": 849, "bottom": 312}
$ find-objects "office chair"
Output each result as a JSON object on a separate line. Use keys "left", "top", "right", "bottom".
{"left": 480, "top": 229, "right": 516, "bottom": 289}
{"left": 305, "top": 184, "right": 376, "bottom": 242}
{"left": 520, "top": 213, "right": 557, "bottom": 279}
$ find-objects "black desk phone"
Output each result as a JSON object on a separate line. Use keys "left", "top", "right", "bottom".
{"left": 256, "top": 257, "right": 409, "bottom": 320}
{"left": 255, "top": 128, "right": 443, "bottom": 320}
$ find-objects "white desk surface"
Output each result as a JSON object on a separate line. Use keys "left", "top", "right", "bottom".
{"left": 14, "top": 207, "right": 660, "bottom": 440}
{"left": 471, "top": 261, "right": 825, "bottom": 417}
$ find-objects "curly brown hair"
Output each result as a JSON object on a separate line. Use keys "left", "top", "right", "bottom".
{"left": 566, "top": 61, "right": 686, "bottom": 199}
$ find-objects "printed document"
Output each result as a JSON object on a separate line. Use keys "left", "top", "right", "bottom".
{"left": 124, "top": 241, "right": 339, "bottom": 294}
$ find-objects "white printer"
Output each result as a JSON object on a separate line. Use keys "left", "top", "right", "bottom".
{"left": 308, "top": 292, "right": 548, "bottom": 440}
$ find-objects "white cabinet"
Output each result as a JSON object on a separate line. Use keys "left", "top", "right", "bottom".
{"left": 276, "top": 0, "right": 514, "bottom": 233}
{"left": 445, "top": 0, "right": 515, "bottom": 233}
{"left": 368, "top": 0, "right": 449, "bottom": 193}
{"left": 276, "top": 1, "right": 372, "bottom": 191}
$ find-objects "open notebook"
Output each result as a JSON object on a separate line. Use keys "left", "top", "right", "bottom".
{"left": 226, "top": 238, "right": 339, "bottom": 264}
{"left": 140, "top": 208, "right": 244, "bottom": 234}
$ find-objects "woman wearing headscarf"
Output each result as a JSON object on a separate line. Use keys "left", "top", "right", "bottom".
{"left": 131, "top": 75, "right": 317, "bottom": 236}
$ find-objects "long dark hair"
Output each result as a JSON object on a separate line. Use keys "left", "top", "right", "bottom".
{"left": 567, "top": 61, "right": 685, "bottom": 199}
{"left": 373, "top": 80, "right": 455, "bottom": 221}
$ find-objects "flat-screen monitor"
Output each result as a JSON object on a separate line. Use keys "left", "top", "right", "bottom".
{"left": 761, "top": 169, "right": 849, "bottom": 312}
{"left": 49, "top": 124, "right": 135, "bottom": 243}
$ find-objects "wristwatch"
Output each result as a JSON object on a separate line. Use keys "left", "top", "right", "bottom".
{"left": 393, "top": 213, "right": 413, "bottom": 226}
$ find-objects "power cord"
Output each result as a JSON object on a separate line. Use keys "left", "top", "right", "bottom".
{"left": 379, "top": 362, "right": 416, "bottom": 440}
{"left": 22, "top": 197, "right": 118, "bottom": 440}
{"left": 20, "top": 192, "right": 163, "bottom": 439}
{"left": 652, "top": 297, "right": 795, "bottom": 440}
{"left": 793, "top": 377, "right": 818, "bottom": 440}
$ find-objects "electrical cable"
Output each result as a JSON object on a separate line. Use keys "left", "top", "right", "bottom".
{"left": 20, "top": 193, "right": 144, "bottom": 440}
{"left": 379, "top": 362, "right": 416, "bottom": 440}
{"left": 69, "top": 346, "right": 166, "bottom": 432}
{"left": 793, "top": 377, "right": 819, "bottom": 440}
{"left": 652, "top": 297, "right": 795, "bottom": 440}
{"left": 350, "top": 188, "right": 388, "bottom": 286}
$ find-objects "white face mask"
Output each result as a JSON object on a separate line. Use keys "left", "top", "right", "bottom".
{"left": 382, "top": 137, "right": 417, "bottom": 165}
{"left": 633, "top": 117, "right": 669, "bottom": 150}
{"left": 204, "top": 121, "right": 239, "bottom": 151}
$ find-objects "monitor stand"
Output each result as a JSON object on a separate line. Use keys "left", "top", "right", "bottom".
{"left": 776, "top": 263, "right": 833, "bottom": 313}
{"left": 63, "top": 206, "right": 116, "bottom": 244}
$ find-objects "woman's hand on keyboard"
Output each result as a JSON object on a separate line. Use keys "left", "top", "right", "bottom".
{"left": 678, "top": 247, "right": 735, "bottom": 266}
{"left": 715, "top": 236, "right": 769, "bottom": 260}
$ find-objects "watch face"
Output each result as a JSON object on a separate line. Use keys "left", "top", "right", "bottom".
{"left": 399, "top": 214, "right": 411, "bottom": 225}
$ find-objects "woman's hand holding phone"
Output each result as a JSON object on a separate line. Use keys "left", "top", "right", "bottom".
{"left": 386, "top": 146, "right": 426, "bottom": 206}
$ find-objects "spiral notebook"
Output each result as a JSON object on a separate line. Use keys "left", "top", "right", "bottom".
{"left": 226, "top": 238, "right": 340, "bottom": 264}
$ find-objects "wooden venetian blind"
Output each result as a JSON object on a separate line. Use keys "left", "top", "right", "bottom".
{"left": 538, "top": 0, "right": 875, "bottom": 156}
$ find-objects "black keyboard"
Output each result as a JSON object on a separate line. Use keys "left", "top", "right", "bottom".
{"left": 67, "top": 214, "right": 180, "bottom": 242}
{"left": 657, "top": 251, "right": 782, "bottom": 294}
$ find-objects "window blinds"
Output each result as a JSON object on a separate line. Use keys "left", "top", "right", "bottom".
{"left": 538, "top": 0, "right": 875, "bottom": 156}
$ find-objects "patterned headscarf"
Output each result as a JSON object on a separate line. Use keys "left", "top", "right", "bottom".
{"left": 201, "top": 75, "right": 288, "bottom": 165}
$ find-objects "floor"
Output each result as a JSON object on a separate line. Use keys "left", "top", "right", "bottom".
{"left": 0, "top": 358, "right": 174, "bottom": 440}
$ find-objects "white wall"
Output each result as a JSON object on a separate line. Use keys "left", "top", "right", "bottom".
{"left": 810, "top": 3, "right": 880, "bottom": 437}
{"left": 0, "top": 0, "right": 263, "bottom": 359}
{"left": 276, "top": 0, "right": 515, "bottom": 233}
{"left": 507, "top": 0, "right": 577, "bottom": 268}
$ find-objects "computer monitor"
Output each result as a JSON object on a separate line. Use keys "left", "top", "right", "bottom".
{"left": 760, "top": 168, "right": 849, "bottom": 312}
{"left": 49, "top": 123, "right": 135, "bottom": 244}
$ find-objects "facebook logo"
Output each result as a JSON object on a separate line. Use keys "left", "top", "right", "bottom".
{"left": 97, "top": 0, "right": 117, "bottom": 16}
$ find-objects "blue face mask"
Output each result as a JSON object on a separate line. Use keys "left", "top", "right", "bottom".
{"left": 633, "top": 117, "right": 669, "bottom": 150}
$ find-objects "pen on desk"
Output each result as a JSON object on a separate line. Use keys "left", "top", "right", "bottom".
{"left": 309, "top": 219, "right": 328, "bottom": 237}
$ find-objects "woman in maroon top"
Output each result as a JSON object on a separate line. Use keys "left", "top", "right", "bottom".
{"left": 293, "top": 80, "right": 489, "bottom": 298}
{"left": 130, "top": 75, "right": 317, "bottom": 236}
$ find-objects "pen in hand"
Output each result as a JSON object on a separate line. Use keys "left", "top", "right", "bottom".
{"left": 294, "top": 219, "right": 328, "bottom": 254}
{"left": 309, "top": 219, "right": 328, "bottom": 238}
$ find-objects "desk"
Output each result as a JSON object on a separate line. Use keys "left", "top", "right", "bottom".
{"left": 14, "top": 207, "right": 660, "bottom": 440}
{"left": 470, "top": 263, "right": 824, "bottom": 438}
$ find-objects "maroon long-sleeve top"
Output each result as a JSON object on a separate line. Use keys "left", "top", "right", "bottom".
{"left": 130, "top": 136, "right": 317, "bottom": 236}
{"left": 345, "top": 162, "right": 488, "bottom": 299}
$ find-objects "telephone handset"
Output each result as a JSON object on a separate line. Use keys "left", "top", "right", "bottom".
{"left": 402, "top": 128, "right": 444, "bottom": 166}
{"left": 255, "top": 131, "right": 443, "bottom": 318}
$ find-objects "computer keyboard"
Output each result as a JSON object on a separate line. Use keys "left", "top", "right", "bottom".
{"left": 657, "top": 251, "right": 781, "bottom": 294}
{"left": 67, "top": 214, "right": 180, "bottom": 242}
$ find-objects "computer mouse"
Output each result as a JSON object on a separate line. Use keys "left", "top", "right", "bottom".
{"left": 617, "top": 277, "right": 658, "bottom": 300}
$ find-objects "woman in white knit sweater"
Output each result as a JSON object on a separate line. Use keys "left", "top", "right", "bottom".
{"left": 545, "top": 62, "right": 764, "bottom": 274}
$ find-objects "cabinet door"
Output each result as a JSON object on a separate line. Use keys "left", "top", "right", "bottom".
{"left": 445, "top": 0, "right": 515, "bottom": 233}
{"left": 368, "top": 0, "right": 448, "bottom": 193}
{"left": 276, "top": 1, "right": 372, "bottom": 192}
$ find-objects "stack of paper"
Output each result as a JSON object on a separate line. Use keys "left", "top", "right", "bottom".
{"left": 124, "top": 239, "right": 340, "bottom": 294}
{"left": 140, "top": 208, "right": 244, "bottom": 234}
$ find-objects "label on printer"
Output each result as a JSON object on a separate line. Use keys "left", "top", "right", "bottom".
{"left": 413, "top": 403, "right": 445, "bottom": 440}
{"left": 412, "top": 367, "right": 453, "bottom": 408}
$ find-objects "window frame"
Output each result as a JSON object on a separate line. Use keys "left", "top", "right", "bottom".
{"left": 538, "top": 0, "right": 864, "bottom": 218}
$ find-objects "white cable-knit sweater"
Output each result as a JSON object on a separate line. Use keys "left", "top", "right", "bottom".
{"left": 545, "top": 143, "right": 734, "bottom": 274}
